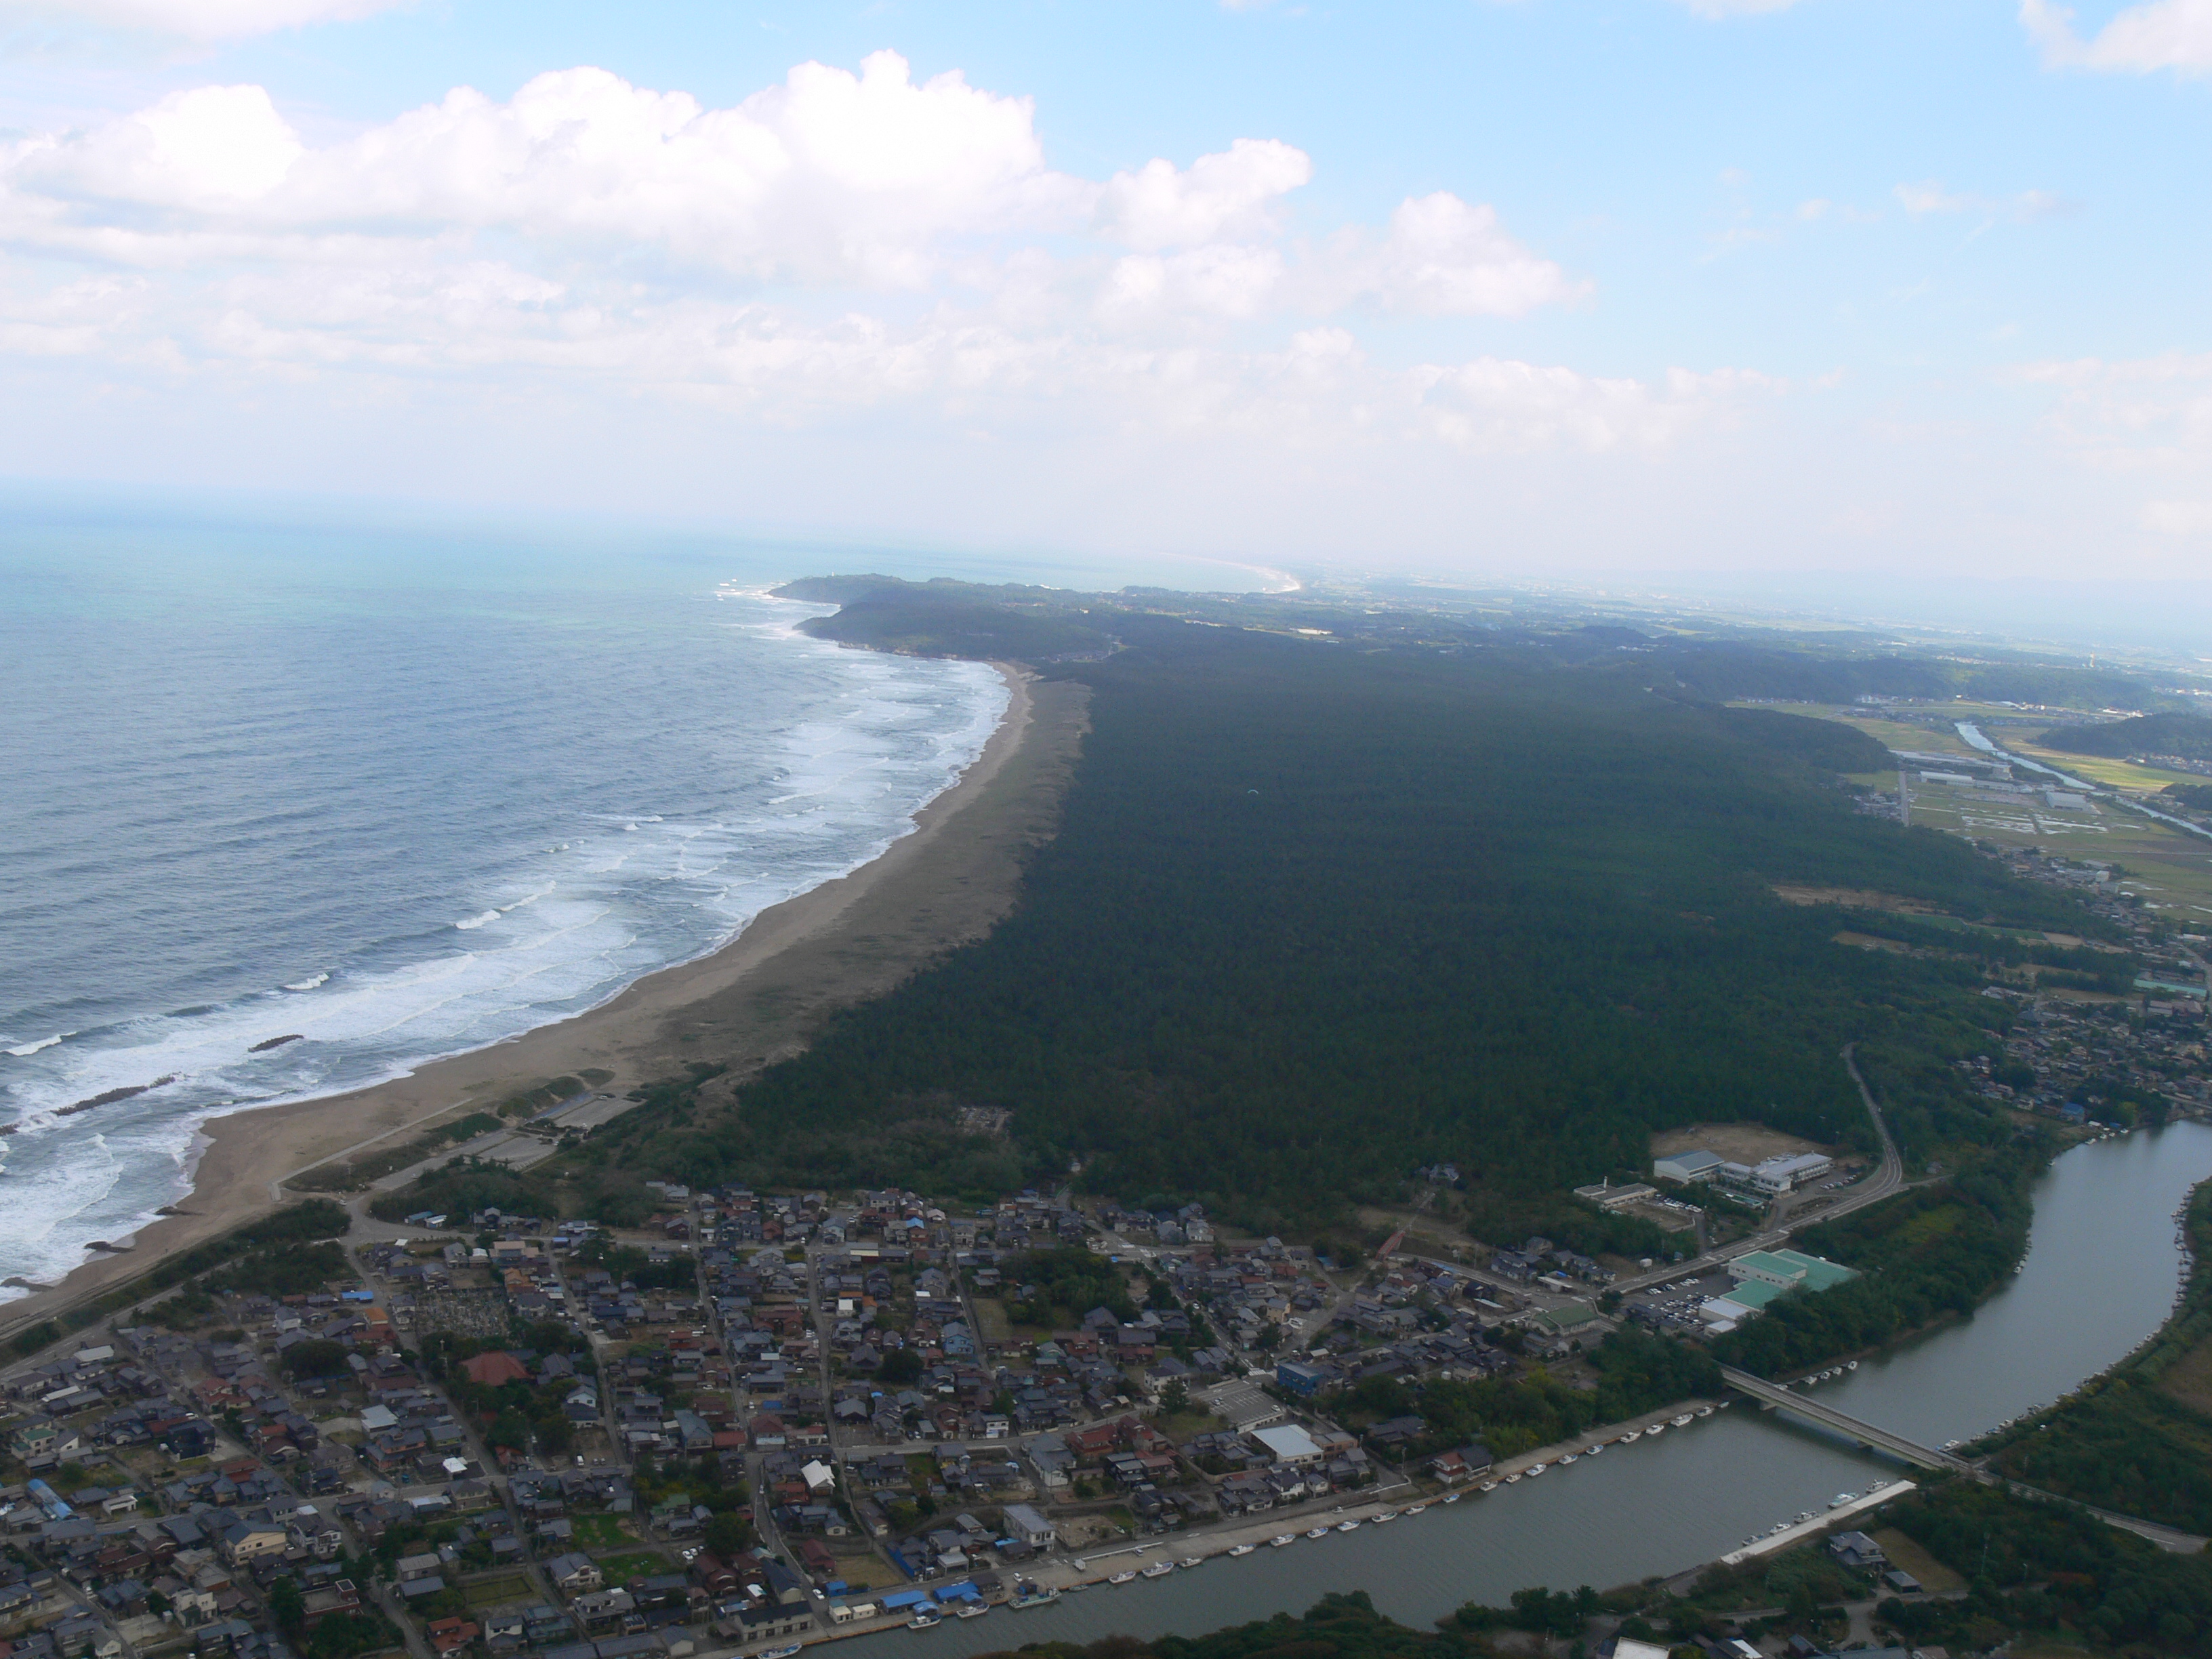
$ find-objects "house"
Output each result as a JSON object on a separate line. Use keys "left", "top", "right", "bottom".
{"left": 1002, "top": 1503, "right": 1056, "bottom": 1549}
{"left": 1829, "top": 1531, "right": 1887, "bottom": 1570}
{"left": 1429, "top": 1443, "right": 1492, "bottom": 1482}
{"left": 426, "top": 1618, "right": 481, "bottom": 1655}
{"left": 1274, "top": 1361, "right": 1330, "bottom": 1398}
{"left": 545, "top": 1552, "right": 604, "bottom": 1594}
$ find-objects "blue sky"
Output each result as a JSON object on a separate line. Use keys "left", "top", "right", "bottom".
{"left": 1, "top": 1, "right": 2208, "bottom": 587}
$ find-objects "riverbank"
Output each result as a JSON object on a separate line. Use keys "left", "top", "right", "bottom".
{"left": 0, "top": 668, "right": 1090, "bottom": 1340}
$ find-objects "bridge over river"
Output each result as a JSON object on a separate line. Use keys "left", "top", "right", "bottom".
{"left": 1720, "top": 1366, "right": 1970, "bottom": 1471}
{"left": 1721, "top": 1366, "right": 2208, "bottom": 1553}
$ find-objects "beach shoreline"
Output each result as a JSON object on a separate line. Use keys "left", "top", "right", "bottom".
{"left": 2, "top": 662, "right": 1088, "bottom": 1338}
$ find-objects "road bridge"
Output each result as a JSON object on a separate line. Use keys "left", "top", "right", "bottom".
{"left": 1720, "top": 1366, "right": 1968, "bottom": 1472}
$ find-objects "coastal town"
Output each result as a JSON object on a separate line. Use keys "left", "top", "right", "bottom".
{"left": 1, "top": 1136, "right": 1955, "bottom": 1659}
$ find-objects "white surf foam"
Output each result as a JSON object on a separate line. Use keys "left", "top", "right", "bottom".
{"left": 0, "top": 587, "right": 1010, "bottom": 1303}
{"left": 6, "top": 1033, "right": 70, "bottom": 1057}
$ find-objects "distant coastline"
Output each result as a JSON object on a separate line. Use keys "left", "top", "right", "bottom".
{"left": 1, "top": 663, "right": 1089, "bottom": 1340}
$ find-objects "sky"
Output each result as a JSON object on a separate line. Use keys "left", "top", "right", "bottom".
{"left": 1, "top": 1, "right": 2209, "bottom": 589}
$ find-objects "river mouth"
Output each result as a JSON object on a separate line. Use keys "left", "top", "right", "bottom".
{"left": 861, "top": 1119, "right": 2212, "bottom": 1654}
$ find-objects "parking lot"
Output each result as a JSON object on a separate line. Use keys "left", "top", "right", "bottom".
{"left": 1622, "top": 1267, "right": 1740, "bottom": 1332}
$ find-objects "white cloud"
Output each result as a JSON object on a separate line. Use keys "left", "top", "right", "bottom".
{"left": 2144, "top": 499, "right": 2212, "bottom": 534}
{"left": 3, "top": 54, "right": 1076, "bottom": 287}
{"left": 0, "top": 0, "right": 406, "bottom": 42}
{"left": 1414, "top": 358, "right": 1776, "bottom": 451}
{"left": 1096, "top": 138, "right": 1311, "bottom": 250}
{"left": 1307, "top": 193, "right": 1583, "bottom": 316}
{"left": 2015, "top": 350, "right": 2212, "bottom": 469}
{"left": 0, "top": 52, "right": 1699, "bottom": 474}
{"left": 2020, "top": 0, "right": 2212, "bottom": 76}
{"left": 1894, "top": 179, "right": 2069, "bottom": 220}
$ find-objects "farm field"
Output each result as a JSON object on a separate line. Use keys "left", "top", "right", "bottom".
{"left": 1730, "top": 702, "right": 1981, "bottom": 758}
{"left": 1900, "top": 775, "right": 2212, "bottom": 917}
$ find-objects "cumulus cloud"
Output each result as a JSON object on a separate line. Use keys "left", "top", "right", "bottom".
{"left": 0, "top": 52, "right": 1719, "bottom": 465}
{"left": 0, "top": 0, "right": 406, "bottom": 42}
{"left": 2020, "top": 0, "right": 2212, "bottom": 76}
{"left": 4, "top": 54, "right": 1075, "bottom": 287}
{"left": 1308, "top": 192, "right": 1584, "bottom": 316}
{"left": 1097, "top": 138, "right": 1311, "bottom": 249}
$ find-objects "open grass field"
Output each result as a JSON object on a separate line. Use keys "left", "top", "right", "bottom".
{"left": 462, "top": 1574, "right": 536, "bottom": 1609}
{"left": 572, "top": 1513, "right": 634, "bottom": 1549}
{"left": 1729, "top": 702, "right": 1982, "bottom": 758}
{"left": 2005, "top": 739, "right": 2209, "bottom": 794}
{"left": 1652, "top": 1122, "right": 1829, "bottom": 1162}
{"left": 1868, "top": 1528, "right": 1966, "bottom": 1595}
{"left": 970, "top": 1298, "right": 1015, "bottom": 1346}
{"left": 594, "top": 1550, "right": 672, "bottom": 1589}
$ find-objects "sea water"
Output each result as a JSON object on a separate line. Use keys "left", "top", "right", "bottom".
{"left": 0, "top": 503, "right": 1090, "bottom": 1296}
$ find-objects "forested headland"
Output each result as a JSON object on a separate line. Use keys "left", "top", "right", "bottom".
{"left": 369, "top": 575, "right": 2127, "bottom": 1397}
{"left": 579, "top": 582, "right": 2105, "bottom": 1239}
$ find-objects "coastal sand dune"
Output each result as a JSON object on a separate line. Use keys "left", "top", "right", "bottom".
{"left": 3, "top": 668, "right": 1087, "bottom": 1338}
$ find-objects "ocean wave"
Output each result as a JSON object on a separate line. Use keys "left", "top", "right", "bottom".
{"left": 6, "top": 1033, "right": 70, "bottom": 1057}
{"left": 0, "top": 581, "right": 1010, "bottom": 1303}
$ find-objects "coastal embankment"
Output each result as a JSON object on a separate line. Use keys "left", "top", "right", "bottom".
{"left": 0, "top": 668, "right": 1088, "bottom": 1342}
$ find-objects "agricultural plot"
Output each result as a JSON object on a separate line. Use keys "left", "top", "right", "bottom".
{"left": 1902, "top": 776, "right": 2212, "bottom": 917}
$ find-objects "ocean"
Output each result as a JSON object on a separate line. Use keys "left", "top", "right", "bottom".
{"left": 0, "top": 501, "right": 1255, "bottom": 1300}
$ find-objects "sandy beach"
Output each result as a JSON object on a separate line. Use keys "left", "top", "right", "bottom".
{"left": 1, "top": 665, "right": 1090, "bottom": 1338}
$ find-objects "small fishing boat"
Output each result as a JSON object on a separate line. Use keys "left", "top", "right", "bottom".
{"left": 1559, "top": 1454, "right": 1578, "bottom": 1465}
{"left": 1306, "top": 1526, "right": 1330, "bottom": 1540}
{"left": 1528, "top": 1462, "right": 1548, "bottom": 1477}
{"left": 1141, "top": 1562, "right": 1173, "bottom": 1579}
{"left": 1695, "top": 1405, "right": 1713, "bottom": 1418}
{"left": 1010, "top": 1582, "right": 1060, "bottom": 1610}
{"left": 1335, "top": 1519, "right": 1359, "bottom": 1532}
{"left": 1847, "top": 1359, "right": 1859, "bottom": 1371}
{"left": 956, "top": 1602, "right": 991, "bottom": 1618}
{"left": 1670, "top": 1414, "right": 1692, "bottom": 1427}
{"left": 1270, "top": 1534, "right": 1296, "bottom": 1548}
{"left": 1586, "top": 1442, "right": 1603, "bottom": 1456}
{"left": 1229, "top": 1544, "right": 1256, "bottom": 1557}
{"left": 1372, "top": 1510, "right": 1398, "bottom": 1523}
{"left": 909, "top": 1612, "right": 942, "bottom": 1630}
{"left": 1646, "top": 1423, "right": 1666, "bottom": 1437}
{"left": 1109, "top": 1570, "right": 1138, "bottom": 1585}
{"left": 1619, "top": 1429, "right": 1642, "bottom": 1442}
{"left": 1179, "top": 1558, "right": 1202, "bottom": 1570}
{"left": 1405, "top": 1503, "right": 1428, "bottom": 1515}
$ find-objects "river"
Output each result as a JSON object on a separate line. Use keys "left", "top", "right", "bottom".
{"left": 845, "top": 1118, "right": 2212, "bottom": 1654}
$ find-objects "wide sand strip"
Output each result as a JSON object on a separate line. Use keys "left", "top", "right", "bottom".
{"left": 3, "top": 667, "right": 1089, "bottom": 1337}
